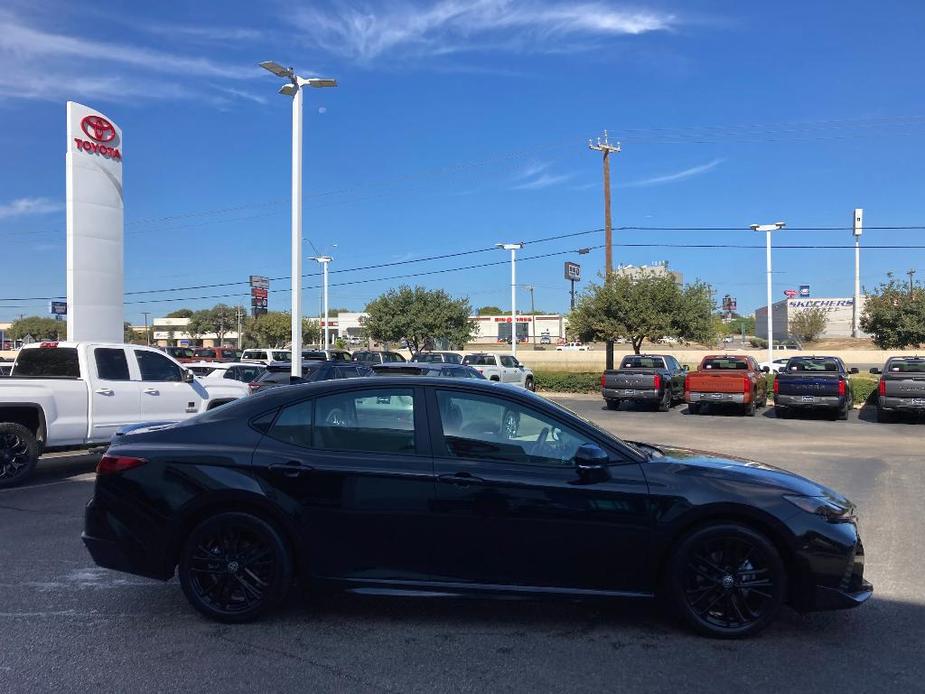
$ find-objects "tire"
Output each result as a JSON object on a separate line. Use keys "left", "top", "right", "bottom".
{"left": 837, "top": 400, "right": 850, "bottom": 421}
{"left": 667, "top": 522, "right": 786, "bottom": 639}
{"left": 179, "top": 512, "right": 293, "bottom": 623}
{"left": 774, "top": 406, "right": 789, "bottom": 420}
{"left": 605, "top": 399, "right": 620, "bottom": 411}
{"left": 657, "top": 390, "right": 671, "bottom": 412}
{"left": 0, "top": 422, "right": 40, "bottom": 489}
{"left": 876, "top": 407, "right": 894, "bottom": 423}
{"left": 524, "top": 376, "right": 535, "bottom": 392}
{"left": 687, "top": 403, "right": 700, "bottom": 415}
{"left": 744, "top": 399, "right": 756, "bottom": 417}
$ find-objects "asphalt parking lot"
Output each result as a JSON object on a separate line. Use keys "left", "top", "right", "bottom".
{"left": 1, "top": 397, "right": 923, "bottom": 693}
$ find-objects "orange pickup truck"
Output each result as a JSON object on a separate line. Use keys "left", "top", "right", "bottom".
{"left": 684, "top": 354, "right": 770, "bottom": 416}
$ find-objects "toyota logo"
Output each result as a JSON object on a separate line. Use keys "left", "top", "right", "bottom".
{"left": 80, "top": 115, "right": 116, "bottom": 143}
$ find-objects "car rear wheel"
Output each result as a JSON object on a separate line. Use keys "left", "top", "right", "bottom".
{"left": 657, "top": 390, "right": 671, "bottom": 412}
{"left": 774, "top": 406, "right": 789, "bottom": 419}
{"left": 179, "top": 512, "right": 293, "bottom": 623}
{"left": 687, "top": 403, "right": 700, "bottom": 415}
{"left": 605, "top": 399, "right": 620, "bottom": 411}
{"left": 744, "top": 398, "right": 757, "bottom": 417}
{"left": 0, "top": 423, "right": 40, "bottom": 489}
{"left": 837, "top": 400, "right": 851, "bottom": 421}
{"left": 876, "top": 407, "right": 895, "bottom": 423}
{"left": 668, "top": 523, "right": 786, "bottom": 639}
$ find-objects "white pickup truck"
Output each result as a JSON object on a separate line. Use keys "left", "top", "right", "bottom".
{"left": 0, "top": 342, "right": 247, "bottom": 488}
{"left": 461, "top": 353, "right": 535, "bottom": 390}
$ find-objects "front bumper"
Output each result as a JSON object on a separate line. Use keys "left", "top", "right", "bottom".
{"left": 687, "top": 392, "right": 746, "bottom": 404}
{"left": 776, "top": 394, "right": 844, "bottom": 408}
{"left": 813, "top": 580, "right": 874, "bottom": 610}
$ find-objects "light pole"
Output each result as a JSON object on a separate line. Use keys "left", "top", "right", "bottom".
{"left": 750, "top": 222, "right": 786, "bottom": 367}
{"left": 260, "top": 60, "right": 336, "bottom": 377}
{"left": 497, "top": 243, "right": 524, "bottom": 357}
{"left": 521, "top": 284, "right": 536, "bottom": 349}
{"left": 311, "top": 255, "right": 333, "bottom": 347}
{"left": 852, "top": 209, "right": 863, "bottom": 337}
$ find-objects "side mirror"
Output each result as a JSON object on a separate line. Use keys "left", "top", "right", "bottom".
{"left": 869, "top": 367, "right": 881, "bottom": 375}
{"left": 575, "top": 444, "right": 610, "bottom": 482}
{"left": 183, "top": 369, "right": 195, "bottom": 383}
{"left": 850, "top": 368, "right": 859, "bottom": 375}
{"left": 762, "top": 366, "right": 770, "bottom": 373}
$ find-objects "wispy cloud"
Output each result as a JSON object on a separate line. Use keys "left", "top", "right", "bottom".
{"left": 0, "top": 10, "right": 264, "bottom": 104}
{"left": 142, "top": 23, "right": 265, "bottom": 43}
{"left": 291, "top": 1, "right": 678, "bottom": 62}
{"left": 623, "top": 158, "right": 724, "bottom": 187}
{"left": 511, "top": 160, "right": 574, "bottom": 190}
{"left": 0, "top": 197, "right": 62, "bottom": 220}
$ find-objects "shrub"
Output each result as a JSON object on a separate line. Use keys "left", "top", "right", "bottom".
{"left": 534, "top": 370, "right": 600, "bottom": 393}
{"left": 749, "top": 337, "right": 768, "bottom": 349}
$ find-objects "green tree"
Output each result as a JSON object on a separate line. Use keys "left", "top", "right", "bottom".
{"left": 568, "top": 271, "right": 715, "bottom": 354}
{"left": 861, "top": 277, "right": 925, "bottom": 349}
{"left": 302, "top": 317, "right": 320, "bottom": 345}
{"left": 166, "top": 308, "right": 194, "bottom": 318}
{"left": 327, "top": 307, "right": 351, "bottom": 317}
{"left": 789, "top": 306, "right": 829, "bottom": 343}
{"left": 8, "top": 316, "right": 63, "bottom": 342}
{"left": 245, "top": 311, "right": 292, "bottom": 348}
{"left": 187, "top": 304, "right": 239, "bottom": 345}
{"left": 476, "top": 305, "right": 504, "bottom": 316}
{"left": 365, "top": 286, "right": 474, "bottom": 353}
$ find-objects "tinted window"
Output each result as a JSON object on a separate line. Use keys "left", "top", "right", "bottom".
{"left": 415, "top": 353, "right": 441, "bottom": 363}
{"left": 787, "top": 357, "right": 840, "bottom": 372}
{"left": 267, "top": 399, "right": 313, "bottom": 448}
{"left": 13, "top": 347, "right": 80, "bottom": 378}
{"left": 272, "top": 351, "right": 291, "bottom": 362}
{"left": 444, "top": 353, "right": 462, "bottom": 364}
{"left": 435, "top": 391, "right": 590, "bottom": 466}
{"left": 195, "top": 349, "right": 216, "bottom": 358}
{"left": 135, "top": 350, "right": 183, "bottom": 382}
{"left": 622, "top": 356, "right": 665, "bottom": 369}
{"left": 702, "top": 358, "right": 748, "bottom": 370}
{"left": 334, "top": 366, "right": 361, "bottom": 379}
{"left": 242, "top": 350, "right": 263, "bottom": 361}
{"left": 500, "top": 356, "right": 517, "bottom": 367}
{"left": 189, "top": 366, "right": 217, "bottom": 376}
{"left": 385, "top": 352, "right": 406, "bottom": 363}
{"left": 94, "top": 348, "right": 130, "bottom": 381}
{"left": 313, "top": 388, "right": 415, "bottom": 453}
{"left": 463, "top": 355, "right": 495, "bottom": 366}
{"left": 889, "top": 360, "right": 925, "bottom": 373}
{"left": 228, "top": 365, "right": 265, "bottom": 382}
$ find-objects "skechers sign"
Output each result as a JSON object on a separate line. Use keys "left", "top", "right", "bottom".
{"left": 73, "top": 115, "right": 122, "bottom": 161}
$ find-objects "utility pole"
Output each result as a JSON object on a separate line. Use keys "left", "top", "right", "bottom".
{"left": 141, "top": 311, "right": 151, "bottom": 345}
{"left": 588, "top": 130, "right": 620, "bottom": 369}
{"left": 497, "top": 243, "right": 524, "bottom": 357}
{"left": 908, "top": 268, "right": 917, "bottom": 295}
{"left": 852, "top": 209, "right": 863, "bottom": 338}
{"left": 311, "top": 256, "right": 333, "bottom": 348}
{"left": 235, "top": 306, "right": 243, "bottom": 350}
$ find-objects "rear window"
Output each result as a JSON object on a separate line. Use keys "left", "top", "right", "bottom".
{"left": 888, "top": 360, "right": 925, "bottom": 373}
{"left": 463, "top": 355, "right": 495, "bottom": 366}
{"left": 415, "top": 353, "right": 442, "bottom": 362}
{"left": 195, "top": 349, "right": 216, "bottom": 358}
{"left": 272, "top": 351, "right": 291, "bottom": 362}
{"left": 14, "top": 347, "right": 81, "bottom": 378}
{"left": 621, "top": 357, "right": 665, "bottom": 369}
{"left": 787, "top": 358, "right": 839, "bottom": 372}
{"left": 702, "top": 358, "right": 748, "bottom": 370}
{"left": 242, "top": 350, "right": 263, "bottom": 360}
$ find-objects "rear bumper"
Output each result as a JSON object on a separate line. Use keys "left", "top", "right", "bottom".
{"left": 775, "top": 394, "right": 844, "bottom": 408}
{"left": 82, "top": 496, "right": 174, "bottom": 581}
{"left": 687, "top": 392, "right": 746, "bottom": 404}
{"left": 879, "top": 396, "right": 925, "bottom": 411}
{"left": 602, "top": 387, "right": 659, "bottom": 400}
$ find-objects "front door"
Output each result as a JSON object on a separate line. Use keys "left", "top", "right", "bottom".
{"left": 133, "top": 349, "right": 203, "bottom": 419}
{"left": 88, "top": 346, "right": 141, "bottom": 441}
{"left": 250, "top": 385, "right": 436, "bottom": 582}
{"left": 428, "top": 387, "right": 651, "bottom": 592}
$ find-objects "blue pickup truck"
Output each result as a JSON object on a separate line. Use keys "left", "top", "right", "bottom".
{"left": 773, "top": 356, "right": 859, "bottom": 420}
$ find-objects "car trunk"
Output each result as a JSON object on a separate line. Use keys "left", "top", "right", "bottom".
{"left": 776, "top": 373, "right": 842, "bottom": 397}
{"left": 882, "top": 373, "right": 925, "bottom": 399}
{"left": 686, "top": 371, "right": 748, "bottom": 393}
{"left": 603, "top": 369, "right": 660, "bottom": 390}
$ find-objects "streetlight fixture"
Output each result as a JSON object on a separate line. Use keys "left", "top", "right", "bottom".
{"left": 310, "top": 255, "right": 333, "bottom": 347}
{"left": 260, "top": 60, "right": 337, "bottom": 377}
{"left": 750, "top": 221, "right": 786, "bottom": 367}
{"left": 497, "top": 243, "right": 524, "bottom": 356}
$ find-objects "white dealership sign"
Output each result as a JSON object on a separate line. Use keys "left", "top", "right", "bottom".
{"left": 66, "top": 101, "right": 124, "bottom": 343}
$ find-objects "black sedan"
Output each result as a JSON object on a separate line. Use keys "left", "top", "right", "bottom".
{"left": 371, "top": 362, "right": 485, "bottom": 379}
{"left": 82, "top": 378, "right": 871, "bottom": 638}
{"left": 249, "top": 360, "right": 374, "bottom": 393}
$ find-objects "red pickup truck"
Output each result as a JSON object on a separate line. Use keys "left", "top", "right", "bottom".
{"left": 685, "top": 354, "right": 770, "bottom": 416}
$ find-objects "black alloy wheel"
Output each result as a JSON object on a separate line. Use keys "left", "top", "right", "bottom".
{"left": 668, "top": 523, "right": 786, "bottom": 639}
{"left": 179, "top": 512, "right": 292, "bottom": 623}
{"left": 0, "top": 423, "right": 39, "bottom": 489}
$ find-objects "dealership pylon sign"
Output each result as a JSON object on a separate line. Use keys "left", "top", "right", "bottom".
{"left": 66, "top": 102, "right": 124, "bottom": 343}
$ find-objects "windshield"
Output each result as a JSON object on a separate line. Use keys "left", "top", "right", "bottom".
{"left": 13, "top": 347, "right": 81, "bottom": 378}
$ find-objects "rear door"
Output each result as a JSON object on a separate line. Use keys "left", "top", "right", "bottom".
{"left": 88, "top": 346, "right": 142, "bottom": 440}
{"left": 250, "top": 385, "right": 436, "bottom": 582}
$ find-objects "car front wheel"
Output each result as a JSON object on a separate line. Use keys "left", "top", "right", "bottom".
{"left": 524, "top": 376, "right": 535, "bottom": 391}
{"left": 668, "top": 522, "right": 786, "bottom": 639}
{"left": 0, "top": 423, "right": 40, "bottom": 489}
{"left": 179, "top": 512, "right": 293, "bottom": 623}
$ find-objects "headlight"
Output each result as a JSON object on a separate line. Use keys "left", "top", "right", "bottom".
{"left": 784, "top": 495, "right": 857, "bottom": 522}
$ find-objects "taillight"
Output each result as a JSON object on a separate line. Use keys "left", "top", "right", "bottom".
{"left": 248, "top": 381, "right": 260, "bottom": 394}
{"left": 97, "top": 455, "right": 147, "bottom": 475}
{"left": 773, "top": 377, "right": 779, "bottom": 394}
{"left": 684, "top": 374, "right": 690, "bottom": 395}
{"left": 653, "top": 374, "right": 661, "bottom": 390}
{"left": 743, "top": 376, "right": 750, "bottom": 394}
{"left": 879, "top": 379, "right": 886, "bottom": 396}
{"left": 600, "top": 373, "right": 606, "bottom": 388}
{"left": 838, "top": 379, "right": 846, "bottom": 397}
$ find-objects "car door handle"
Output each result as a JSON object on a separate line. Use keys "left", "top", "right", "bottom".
{"left": 94, "top": 388, "right": 114, "bottom": 396}
{"left": 143, "top": 387, "right": 160, "bottom": 395}
{"left": 269, "top": 462, "right": 313, "bottom": 478}
{"left": 438, "top": 472, "right": 486, "bottom": 487}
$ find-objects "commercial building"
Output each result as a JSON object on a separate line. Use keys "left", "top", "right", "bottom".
{"left": 152, "top": 317, "right": 241, "bottom": 347}
{"left": 614, "top": 261, "right": 683, "bottom": 287}
{"left": 755, "top": 297, "right": 868, "bottom": 340}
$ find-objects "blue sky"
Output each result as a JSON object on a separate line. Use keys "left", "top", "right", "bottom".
{"left": 2, "top": 0, "right": 925, "bottom": 324}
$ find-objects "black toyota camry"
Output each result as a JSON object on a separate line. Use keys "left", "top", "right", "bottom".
{"left": 82, "top": 377, "right": 871, "bottom": 638}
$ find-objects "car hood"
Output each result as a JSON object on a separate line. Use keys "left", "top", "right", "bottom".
{"left": 627, "top": 441, "right": 850, "bottom": 503}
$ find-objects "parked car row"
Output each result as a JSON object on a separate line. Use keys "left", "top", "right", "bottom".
{"left": 601, "top": 353, "right": 924, "bottom": 423}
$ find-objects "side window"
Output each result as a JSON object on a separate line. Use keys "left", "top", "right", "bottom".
{"left": 500, "top": 356, "right": 516, "bottom": 368}
{"left": 240, "top": 366, "right": 264, "bottom": 382}
{"left": 435, "top": 391, "right": 591, "bottom": 467}
{"left": 313, "top": 388, "right": 415, "bottom": 453}
{"left": 267, "top": 400, "right": 313, "bottom": 448}
{"left": 223, "top": 367, "right": 239, "bottom": 380}
{"left": 94, "top": 348, "right": 130, "bottom": 381}
{"left": 135, "top": 350, "right": 183, "bottom": 382}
